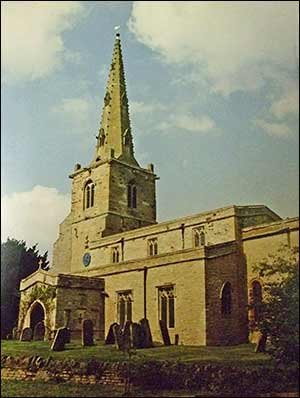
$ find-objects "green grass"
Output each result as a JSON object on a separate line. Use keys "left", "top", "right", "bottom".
{"left": 1, "top": 340, "right": 272, "bottom": 367}
{"left": 1, "top": 380, "right": 124, "bottom": 397}
{"left": 0, "top": 380, "right": 239, "bottom": 397}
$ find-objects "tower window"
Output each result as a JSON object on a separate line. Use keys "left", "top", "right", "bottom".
{"left": 148, "top": 238, "right": 158, "bottom": 256}
{"left": 84, "top": 181, "right": 95, "bottom": 209}
{"left": 127, "top": 183, "right": 137, "bottom": 208}
{"left": 117, "top": 290, "right": 132, "bottom": 327}
{"left": 112, "top": 246, "right": 120, "bottom": 263}
{"left": 158, "top": 286, "right": 175, "bottom": 328}
{"left": 221, "top": 282, "right": 232, "bottom": 316}
{"left": 193, "top": 227, "right": 205, "bottom": 248}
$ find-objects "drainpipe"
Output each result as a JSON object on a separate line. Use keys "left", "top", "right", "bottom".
{"left": 143, "top": 267, "right": 148, "bottom": 319}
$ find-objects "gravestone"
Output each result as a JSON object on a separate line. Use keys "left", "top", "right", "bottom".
{"left": 130, "top": 322, "right": 142, "bottom": 349}
{"left": 51, "top": 327, "right": 68, "bottom": 351}
{"left": 12, "top": 327, "right": 19, "bottom": 340}
{"left": 159, "top": 320, "right": 171, "bottom": 346}
{"left": 105, "top": 322, "right": 118, "bottom": 344}
{"left": 255, "top": 332, "right": 267, "bottom": 353}
{"left": 122, "top": 320, "right": 132, "bottom": 351}
{"left": 139, "top": 318, "right": 153, "bottom": 348}
{"left": 65, "top": 328, "right": 71, "bottom": 344}
{"left": 33, "top": 321, "right": 45, "bottom": 341}
{"left": 20, "top": 327, "right": 33, "bottom": 342}
{"left": 112, "top": 324, "right": 122, "bottom": 350}
{"left": 82, "top": 319, "right": 94, "bottom": 346}
{"left": 174, "top": 334, "right": 179, "bottom": 345}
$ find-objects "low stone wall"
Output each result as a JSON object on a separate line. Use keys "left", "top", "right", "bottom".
{"left": 1, "top": 356, "right": 126, "bottom": 387}
{"left": 1, "top": 355, "right": 299, "bottom": 396}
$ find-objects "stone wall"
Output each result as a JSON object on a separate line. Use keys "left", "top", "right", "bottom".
{"left": 205, "top": 244, "right": 248, "bottom": 346}
{"left": 242, "top": 217, "right": 299, "bottom": 284}
{"left": 2, "top": 355, "right": 298, "bottom": 396}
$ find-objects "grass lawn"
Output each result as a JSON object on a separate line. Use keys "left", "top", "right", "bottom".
{"left": 0, "top": 380, "right": 240, "bottom": 397}
{"left": 1, "top": 340, "right": 272, "bottom": 368}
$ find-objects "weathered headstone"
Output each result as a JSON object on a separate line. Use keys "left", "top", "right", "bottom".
{"left": 174, "top": 334, "right": 179, "bottom": 345}
{"left": 20, "top": 327, "right": 33, "bottom": 342}
{"left": 65, "top": 328, "right": 71, "bottom": 343}
{"left": 122, "top": 320, "right": 132, "bottom": 352}
{"left": 50, "top": 327, "right": 67, "bottom": 351}
{"left": 255, "top": 332, "right": 267, "bottom": 353}
{"left": 159, "top": 320, "right": 171, "bottom": 346}
{"left": 82, "top": 319, "right": 94, "bottom": 346}
{"left": 105, "top": 322, "right": 118, "bottom": 344}
{"left": 12, "top": 327, "right": 20, "bottom": 340}
{"left": 140, "top": 318, "right": 153, "bottom": 348}
{"left": 33, "top": 321, "right": 45, "bottom": 341}
{"left": 112, "top": 324, "right": 122, "bottom": 350}
{"left": 130, "top": 322, "right": 142, "bottom": 349}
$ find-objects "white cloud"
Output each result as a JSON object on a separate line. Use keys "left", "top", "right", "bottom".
{"left": 1, "top": 186, "right": 70, "bottom": 259}
{"left": 1, "top": 1, "right": 84, "bottom": 83}
{"left": 254, "top": 118, "right": 292, "bottom": 138}
{"left": 52, "top": 97, "right": 93, "bottom": 125}
{"left": 174, "top": 114, "right": 216, "bottom": 133}
{"left": 130, "top": 100, "right": 166, "bottom": 115}
{"left": 128, "top": 1, "right": 299, "bottom": 95}
{"left": 270, "top": 89, "right": 299, "bottom": 119}
{"left": 157, "top": 113, "right": 218, "bottom": 134}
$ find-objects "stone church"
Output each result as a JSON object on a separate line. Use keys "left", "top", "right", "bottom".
{"left": 18, "top": 33, "right": 299, "bottom": 346}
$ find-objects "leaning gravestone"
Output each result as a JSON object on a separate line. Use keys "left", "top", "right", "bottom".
{"left": 159, "top": 320, "right": 171, "bottom": 346}
{"left": 140, "top": 318, "right": 153, "bottom": 348}
{"left": 65, "top": 328, "right": 71, "bottom": 344}
{"left": 112, "top": 324, "right": 123, "bottom": 350}
{"left": 51, "top": 327, "right": 68, "bottom": 351}
{"left": 12, "top": 327, "right": 20, "bottom": 340}
{"left": 82, "top": 319, "right": 94, "bottom": 346}
{"left": 130, "top": 322, "right": 142, "bottom": 349}
{"left": 255, "top": 332, "right": 267, "bottom": 353}
{"left": 20, "top": 327, "right": 33, "bottom": 342}
{"left": 122, "top": 320, "right": 132, "bottom": 351}
{"left": 33, "top": 321, "right": 45, "bottom": 341}
{"left": 105, "top": 322, "right": 118, "bottom": 344}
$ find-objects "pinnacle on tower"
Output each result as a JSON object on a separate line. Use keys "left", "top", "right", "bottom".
{"left": 94, "top": 33, "right": 138, "bottom": 166}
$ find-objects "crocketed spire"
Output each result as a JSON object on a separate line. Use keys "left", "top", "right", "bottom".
{"left": 94, "top": 33, "right": 138, "bottom": 166}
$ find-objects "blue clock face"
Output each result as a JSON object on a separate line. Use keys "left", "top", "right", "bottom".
{"left": 83, "top": 252, "right": 91, "bottom": 267}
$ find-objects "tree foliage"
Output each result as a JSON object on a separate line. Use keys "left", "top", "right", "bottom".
{"left": 253, "top": 246, "right": 299, "bottom": 365}
{"left": 1, "top": 238, "right": 49, "bottom": 338}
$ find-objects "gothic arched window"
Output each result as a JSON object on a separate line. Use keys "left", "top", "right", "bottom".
{"left": 221, "top": 282, "right": 232, "bottom": 316}
{"left": 84, "top": 181, "right": 95, "bottom": 209}
{"left": 158, "top": 286, "right": 175, "bottom": 328}
{"left": 127, "top": 182, "right": 137, "bottom": 208}
{"left": 117, "top": 291, "right": 132, "bottom": 327}
{"left": 148, "top": 238, "right": 158, "bottom": 256}
{"left": 193, "top": 227, "right": 205, "bottom": 248}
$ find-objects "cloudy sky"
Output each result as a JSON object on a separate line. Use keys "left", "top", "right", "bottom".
{"left": 1, "top": 1, "right": 299, "bottom": 258}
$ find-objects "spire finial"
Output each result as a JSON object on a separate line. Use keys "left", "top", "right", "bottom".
{"left": 114, "top": 25, "right": 120, "bottom": 37}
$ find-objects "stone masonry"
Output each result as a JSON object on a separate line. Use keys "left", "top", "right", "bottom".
{"left": 18, "top": 33, "right": 299, "bottom": 346}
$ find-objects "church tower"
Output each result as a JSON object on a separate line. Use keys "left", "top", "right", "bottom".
{"left": 52, "top": 33, "right": 158, "bottom": 272}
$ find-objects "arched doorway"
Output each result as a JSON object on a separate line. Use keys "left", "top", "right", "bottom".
{"left": 30, "top": 302, "right": 45, "bottom": 331}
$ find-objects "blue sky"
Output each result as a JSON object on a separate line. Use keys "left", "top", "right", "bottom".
{"left": 1, "top": 1, "right": 299, "bottom": 256}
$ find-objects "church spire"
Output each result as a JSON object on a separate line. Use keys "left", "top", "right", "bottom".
{"left": 94, "top": 33, "right": 138, "bottom": 166}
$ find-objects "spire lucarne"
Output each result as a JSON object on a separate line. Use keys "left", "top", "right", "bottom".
{"left": 94, "top": 33, "right": 138, "bottom": 166}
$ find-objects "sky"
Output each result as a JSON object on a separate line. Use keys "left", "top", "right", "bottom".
{"left": 1, "top": 1, "right": 299, "bottom": 258}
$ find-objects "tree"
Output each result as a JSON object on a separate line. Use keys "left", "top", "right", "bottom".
{"left": 253, "top": 246, "right": 299, "bottom": 365}
{"left": 1, "top": 238, "right": 49, "bottom": 338}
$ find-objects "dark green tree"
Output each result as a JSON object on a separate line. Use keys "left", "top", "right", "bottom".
{"left": 253, "top": 246, "right": 299, "bottom": 365}
{"left": 1, "top": 238, "right": 49, "bottom": 338}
